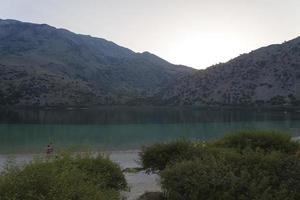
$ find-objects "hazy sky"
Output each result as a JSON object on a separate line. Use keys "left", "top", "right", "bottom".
{"left": 0, "top": 0, "right": 300, "bottom": 69}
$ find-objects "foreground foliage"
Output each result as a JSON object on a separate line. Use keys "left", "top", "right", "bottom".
{"left": 214, "top": 131, "right": 299, "bottom": 153}
{"left": 0, "top": 152, "right": 127, "bottom": 200}
{"left": 138, "top": 192, "right": 165, "bottom": 200}
{"left": 140, "top": 131, "right": 300, "bottom": 200}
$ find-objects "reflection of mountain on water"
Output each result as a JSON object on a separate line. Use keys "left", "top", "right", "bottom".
{"left": 0, "top": 108, "right": 300, "bottom": 154}
{"left": 1, "top": 121, "right": 300, "bottom": 154}
{"left": 1, "top": 107, "right": 300, "bottom": 125}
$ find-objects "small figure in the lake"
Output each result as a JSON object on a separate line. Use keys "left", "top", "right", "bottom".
{"left": 46, "top": 143, "right": 54, "bottom": 155}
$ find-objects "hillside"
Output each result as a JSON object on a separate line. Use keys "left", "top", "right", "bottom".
{"left": 161, "top": 37, "right": 300, "bottom": 106}
{"left": 0, "top": 19, "right": 195, "bottom": 106}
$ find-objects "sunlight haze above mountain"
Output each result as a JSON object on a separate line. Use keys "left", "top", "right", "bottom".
{"left": 0, "top": 0, "right": 300, "bottom": 69}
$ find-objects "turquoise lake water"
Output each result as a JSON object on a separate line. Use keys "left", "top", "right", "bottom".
{"left": 0, "top": 107, "right": 300, "bottom": 154}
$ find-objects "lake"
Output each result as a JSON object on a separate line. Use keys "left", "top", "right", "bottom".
{"left": 0, "top": 107, "right": 300, "bottom": 154}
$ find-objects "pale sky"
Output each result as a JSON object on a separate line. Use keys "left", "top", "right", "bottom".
{"left": 0, "top": 0, "right": 300, "bottom": 69}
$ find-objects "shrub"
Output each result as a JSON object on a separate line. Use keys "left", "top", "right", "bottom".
{"left": 161, "top": 157, "right": 234, "bottom": 200}
{"left": 138, "top": 192, "right": 165, "bottom": 200}
{"left": 141, "top": 131, "right": 300, "bottom": 200}
{"left": 214, "top": 131, "right": 299, "bottom": 153}
{"left": 140, "top": 140, "right": 193, "bottom": 173}
{"left": 0, "top": 152, "right": 127, "bottom": 200}
{"left": 277, "top": 155, "right": 300, "bottom": 198}
{"left": 161, "top": 151, "right": 300, "bottom": 200}
{"left": 71, "top": 153, "right": 127, "bottom": 190}
{"left": 140, "top": 140, "right": 222, "bottom": 173}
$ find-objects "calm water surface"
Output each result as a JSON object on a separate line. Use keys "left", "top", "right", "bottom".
{"left": 0, "top": 107, "right": 300, "bottom": 154}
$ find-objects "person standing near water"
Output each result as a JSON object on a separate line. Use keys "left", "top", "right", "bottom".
{"left": 46, "top": 143, "right": 54, "bottom": 156}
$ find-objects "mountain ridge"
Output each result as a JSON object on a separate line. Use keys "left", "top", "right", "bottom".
{"left": 1, "top": 19, "right": 300, "bottom": 107}
{"left": 0, "top": 19, "right": 195, "bottom": 106}
{"left": 160, "top": 36, "right": 300, "bottom": 106}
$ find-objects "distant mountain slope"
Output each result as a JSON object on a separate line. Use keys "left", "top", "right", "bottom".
{"left": 161, "top": 37, "right": 300, "bottom": 106}
{"left": 0, "top": 19, "right": 195, "bottom": 106}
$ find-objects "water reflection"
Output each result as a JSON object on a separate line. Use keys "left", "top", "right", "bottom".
{"left": 0, "top": 107, "right": 300, "bottom": 154}
{"left": 0, "top": 107, "right": 299, "bottom": 124}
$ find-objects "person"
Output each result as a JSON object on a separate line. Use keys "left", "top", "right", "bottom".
{"left": 46, "top": 143, "right": 54, "bottom": 155}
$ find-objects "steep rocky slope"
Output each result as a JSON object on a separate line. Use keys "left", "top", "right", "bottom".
{"left": 161, "top": 37, "right": 300, "bottom": 106}
{"left": 0, "top": 19, "right": 195, "bottom": 106}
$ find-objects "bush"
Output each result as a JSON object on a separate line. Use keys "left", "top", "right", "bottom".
{"left": 161, "top": 151, "right": 300, "bottom": 200}
{"left": 140, "top": 131, "right": 300, "bottom": 174}
{"left": 0, "top": 152, "right": 127, "bottom": 200}
{"left": 140, "top": 140, "right": 193, "bottom": 173}
{"left": 140, "top": 131, "right": 300, "bottom": 200}
{"left": 140, "top": 140, "right": 222, "bottom": 173}
{"left": 161, "top": 156, "right": 232, "bottom": 200}
{"left": 138, "top": 192, "right": 165, "bottom": 200}
{"left": 277, "top": 155, "right": 300, "bottom": 197}
{"left": 214, "top": 131, "right": 299, "bottom": 153}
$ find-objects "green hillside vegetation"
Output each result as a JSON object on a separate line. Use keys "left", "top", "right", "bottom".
{"left": 140, "top": 131, "right": 300, "bottom": 200}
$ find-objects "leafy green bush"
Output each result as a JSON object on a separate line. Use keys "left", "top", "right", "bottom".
{"left": 138, "top": 192, "right": 165, "bottom": 200}
{"left": 214, "top": 131, "right": 299, "bottom": 153}
{"left": 140, "top": 140, "right": 221, "bottom": 173}
{"left": 140, "top": 140, "right": 193, "bottom": 173}
{"left": 161, "top": 151, "right": 300, "bottom": 200}
{"left": 277, "top": 155, "right": 300, "bottom": 196}
{"left": 161, "top": 157, "right": 233, "bottom": 200}
{"left": 0, "top": 152, "right": 127, "bottom": 200}
{"left": 141, "top": 131, "right": 300, "bottom": 200}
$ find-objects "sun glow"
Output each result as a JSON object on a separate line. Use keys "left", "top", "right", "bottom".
{"left": 1, "top": 0, "right": 300, "bottom": 69}
{"left": 163, "top": 31, "right": 253, "bottom": 69}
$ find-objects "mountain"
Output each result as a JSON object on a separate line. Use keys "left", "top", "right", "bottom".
{"left": 160, "top": 37, "right": 300, "bottom": 106}
{"left": 0, "top": 19, "right": 195, "bottom": 106}
{"left": 2, "top": 19, "right": 299, "bottom": 107}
